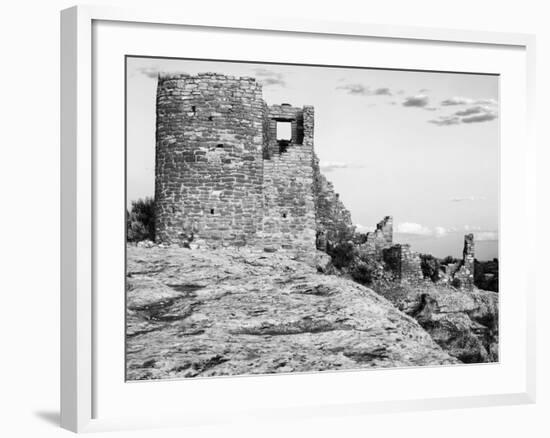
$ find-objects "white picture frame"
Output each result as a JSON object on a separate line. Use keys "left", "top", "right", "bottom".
{"left": 60, "top": 5, "right": 536, "bottom": 433}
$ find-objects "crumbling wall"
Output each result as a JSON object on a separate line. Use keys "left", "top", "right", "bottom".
{"left": 451, "top": 234, "right": 475, "bottom": 289}
{"left": 383, "top": 244, "right": 423, "bottom": 283}
{"left": 260, "top": 105, "right": 316, "bottom": 251}
{"left": 357, "top": 216, "right": 393, "bottom": 260}
{"left": 312, "top": 154, "right": 355, "bottom": 250}
{"left": 154, "top": 73, "right": 265, "bottom": 246}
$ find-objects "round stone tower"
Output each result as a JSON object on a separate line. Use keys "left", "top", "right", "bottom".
{"left": 154, "top": 73, "right": 266, "bottom": 246}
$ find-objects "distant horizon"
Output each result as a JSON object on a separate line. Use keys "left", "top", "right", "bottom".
{"left": 126, "top": 57, "right": 499, "bottom": 260}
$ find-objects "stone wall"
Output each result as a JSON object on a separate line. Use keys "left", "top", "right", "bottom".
{"left": 451, "top": 234, "right": 475, "bottom": 289}
{"left": 357, "top": 216, "right": 393, "bottom": 260}
{"left": 259, "top": 105, "right": 316, "bottom": 251}
{"left": 312, "top": 154, "right": 355, "bottom": 250}
{"left": 154, "top": 73, "right": 266, "bottom": 247}
{"left": 383, "top": 244, "right": 423, "bottom": 283}
{"left": 154, "top": 73, "right": 352, "bottom": 252}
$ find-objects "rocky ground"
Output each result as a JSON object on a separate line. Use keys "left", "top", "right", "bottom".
{"left": 372, "top": 281, "right": 499, "bottom": 363}
{"left": 126, "top": 245, "right": 458, "bottom": 380}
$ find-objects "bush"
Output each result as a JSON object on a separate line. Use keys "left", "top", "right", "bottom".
{"left": 440, "top": 255, "right": 459, "bottom": 265}
{"left": 420, "top": 254, "right": 440, "bottom": 282}
{"left": 326, "top": 241, "right": 356, "bottom": 269}
{"left": 474, "top": 258, "right": 499, "bottom": 292}
{"left": 127, "top": 197, "right": 155, "bottom": 242}
{"left": 349, "top": 258, "right": 378, "bottom": 285}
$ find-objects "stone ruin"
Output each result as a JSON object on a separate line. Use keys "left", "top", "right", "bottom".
{"left": 154, "top": 73, "right": 354, "bottom": 252}
{"left": 439, "top": 233, "right": 475, "bottom": 289}
{"left": 152, "top": 72, "right": 476, "bottom": 289}
{"left": 357, "top": 217, "right": 475, "bottom": 289}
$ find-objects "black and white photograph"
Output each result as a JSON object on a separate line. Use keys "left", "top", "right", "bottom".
{"left": 125, "top": 56, "right": 499, "bottom": 381}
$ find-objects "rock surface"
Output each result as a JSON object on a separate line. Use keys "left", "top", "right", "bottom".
{"left": 372, "top": 281, "right": 499, "bottom": 363}
{"left": 126, "top": 246, "right": 458, "bottom": 380}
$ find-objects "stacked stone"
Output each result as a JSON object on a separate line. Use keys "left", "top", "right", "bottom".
{"left": 312, "top": 154, "right": 355, "bottom": 249}
{"left": 154, "top": 72, "right": 357, "bottom": 254}
{"left": 260, "top": 105, "right": 316, "bottom": 251}
{"left": 452, "top": 234, "right": 475, "bottom": 290}
{"left": 383, "top": 243, "right": 423, "bottom": 283}
{"left": 154, "top": 73, "right": 265, "bottom": 247}
{"left": 358, "top": 216, "right": 393, "bottom": 260}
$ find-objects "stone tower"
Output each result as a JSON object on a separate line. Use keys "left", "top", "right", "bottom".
{"left": 154, "top": 73, "right": 266, "bottom": 246}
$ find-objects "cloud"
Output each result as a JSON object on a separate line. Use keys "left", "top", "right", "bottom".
{"left": 429, "top": 105, "right": 498, "bottom": 126}
{"left": 474, "top": 231, "right": 498, "bottom": 241}
{"left": 441, "top": 96, "right": 498, "bottom": 107}
{"left": 336, "top": 84, "right": 368, "bottom": 95}
{"left": 454, "top": 106, "right": 486, "bottom": 116}
{"left": 419, "top": 88, "right": 430, "bottom": 93}
{"left": 402, "top": 95, "right": 429, "bottom": 107}
{"left": 423, "top": 107, "right": 438, "bottom": 112}
{"left": 450, "top": 196, "right": 486, "bottom": 202}
{"left": 136, "top": 67, "right": 189, "bottom": 79}
{"left": 396, "top": 222, "right": 433, "bottom": 236}
{"left": 474, "top": 98, "right": 498, "bottom": 106}
{"left": 253, "top": 68, "right": 286, "bottom": 87}
{"left": 395, "top": 222, "right": 497, "bottom": 241}
{"left": 373, "top": 87, "right": 392, "bottom": 96}
{"left": 355, "top": 223, "right": 375, "bottom": 233}
{"left": 137, "top": 67, "right": 160, "bottom": 78}
{"left": 462, "top": 111, "right": 498, "bottom": 123}
{"left": 428, "top": 116, "right": 461, "bottom": 126}
{"left": 441, "top": 96, "right": 474, "bottom": 106}
{"left": 336, "top": 84, "right": 393, "bottom": 96}
{"left": 319, "top": 161, "right": 364, "bottom": 172}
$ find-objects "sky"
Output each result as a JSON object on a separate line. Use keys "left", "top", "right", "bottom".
{"left": 126, "top": 56, "right": 499, "bottom": 260}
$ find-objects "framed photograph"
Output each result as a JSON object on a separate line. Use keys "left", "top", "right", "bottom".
{"left": 61, "top": 5, "right": 536, "bottom": 432}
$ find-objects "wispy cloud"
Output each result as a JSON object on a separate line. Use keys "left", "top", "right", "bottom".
{"left": 137, "top": 67, "right": 161, "bottom": 78}
{"left": 253, "top": 68, "right": 286, "bottom": 87}
{"left": 440, "top": 96, "right": 498, "bottom": 107}
{"left": 336, "top": 84, "right": 393, "bottom": 96}
{"left": 396, "top": 222, "right": 433, "bottom": 236}
{"left": 355, "top": 223, "right": 375, "bottom": 233}
{"left": 428, "top": 116, "right": 461, "bottom": 126}
{"left": 450, "top": 196, "right": 487, "bottom": 202}
{"left": 319, "top": 161, "right": 364, "bottom": 172}
{"left": 396, "top": 222, "right": 497, "bottom": 242}
{"left": 474, "top": 231, "right": 498, "bottom": 241}
{"left": 136, "top": 66, "right": 188, "bottom": 79}
{"left": 402, "top": 95, "right": 429, "bottom": 108}
{"left": 429, "top": 105, "right": 498, "bottom": 127}
{"left": 462, "top": 111, "right": 498, "bottom": 123}
{"left": 441, "top": 96, "right": 474, "bottom": 106}
{"left": 454, "top": 106, "right": 486, "bottom": 116}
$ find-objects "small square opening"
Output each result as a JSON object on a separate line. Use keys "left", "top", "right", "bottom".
{"left": 276, "top": 121, "right": 292, "bottom": 142}
{"left": 210, "top": 208, "right": 215, "bottom": 215}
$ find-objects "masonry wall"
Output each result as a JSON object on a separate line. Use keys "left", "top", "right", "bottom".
{"left": 312, "top": 154, "right": 355, "bottom": 250}
{"left": 452, "top": 234, "right": 475, "bottom": 289}
{"left": 260, "top": 105, "right": 316, "bottom": 251}
{"left": 154, "top": 73, "right": 265, "bottom": 246}
{"left": 358, "top": 216, "right": 393, "bottom": 260}
{"left": 383, "top": 244, "right": 423, "bottom": 283}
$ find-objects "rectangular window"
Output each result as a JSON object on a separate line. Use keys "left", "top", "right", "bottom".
{"left": 276, "top": 121, "right": 292, "bottom": 141}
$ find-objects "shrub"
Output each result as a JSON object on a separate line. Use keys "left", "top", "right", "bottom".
{"left": 420, "top": 254, "right": 440, "bottom": 282}
{"left": 127, "top": 197, "right": 155, "bottom": 242}
{"left": 326, "top": 241, "right": 356, "bottom": 269}
{"left": 440, "top": 255, "right": 459, "bottom": 265}
{"left": 349, "top": 258, "right": 378, "bottom": 285}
